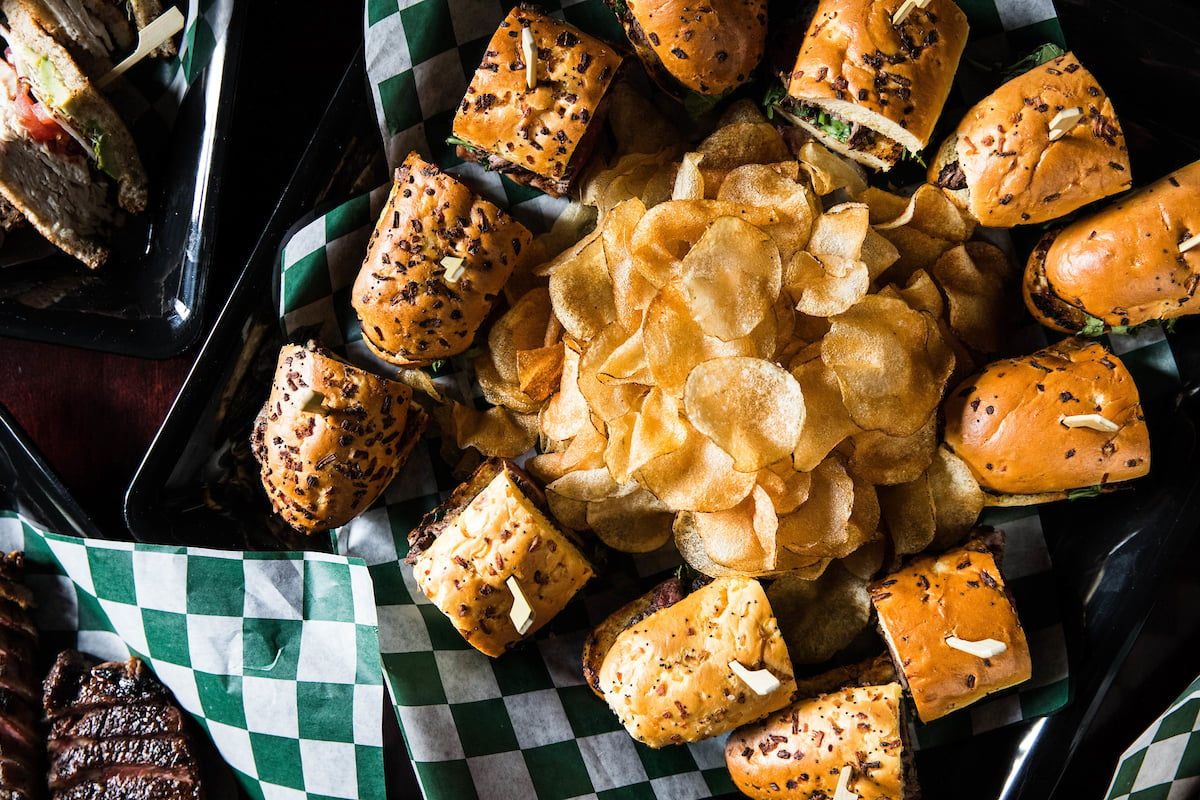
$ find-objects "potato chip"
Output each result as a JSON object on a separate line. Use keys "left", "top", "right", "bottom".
{"left": 822, "top": 295, "right": 955, "bottom": 436}
{"left": 475, "top": 354, "right": 542, "bottom": 414}
{"left": 776, "top": 454, "right": 856, "bottom": 559}
{"left": 884, "top": 269, "right": 943, "bottom": 317}
{"left": 789, "top": 355, "right": 860, "bottom": 471}
{"left": 808, "top": 203, "right": 870, "bottom": 259}
{"left": 765, "top": 561, "right": 873, "bottom": 664}
{"left": 605, "top": 80, "right": 685, "bottom": 158}
{"left": 527, "top": 423, "right": 607, "bottom": 484}
{"left": 636, "top": 425, "right": 756, "bottom": 512}
{"left": 930, "top": 244, "right": 1015, "bottom": 355}
{"left": 861, "top": 228, "right": 901, "bottom": 281}
{"left": 602, "top": 198, "right": 657, "bottom": 330}
{"left": 757, "top": 458, "right": 813, "bottom": 515}
{"left": 672, "top": 152, "right": 706, "bottom": 201}
{"left": 846, "top": 415, "right": 936, "bottom": 486}
{"left": 967, "top": 239, "right": 1016, "bottom": 281}
{"left": 548, "top": 237, "right": 617, "bottom": 342}
{"left": 873, "top": 183, "right": 974, "bottom": 242}
{"left": 534, "top": 224, "right": 601, "bottom": 277}
{"left": 605, "top": 387, "right": 690, "bottom": 484}
{"left": 586, "top": 488, "right": 674, "bottom": 553}
{"left": 684, "top": 357, "right": 805, "bottom": 473}
{"left": 717, "top": 98, "right": 771, "bottom": 127}
{"left": 577, "top": 323, "right": 650, "bottom": 421}
{"left": 840, "top": 537, "right": 886, "bottom": 581}
{"left": 928, "top": 445, "right": 985, "bottom": 550}
{"left": 689, "top": 485, "right": 778, "bottom": 572}
{"left": 488, "top": 287, "right": 554, "bottom": 385}
{"left": 681, "top": 216, "right": 781, "bottom": 341}
{"left": 876, "top": 226, "right": 955, "bottom": 285}
{"left": 394, "top": 367, "right": 443, "bottom": 403}
{"left": 857, "top": 186, "right": 910, "bottom": 224}
{"left": 674, "top": 511, "right": 827, "bottom": 579}
{"left": 797, "top": 140, "right": 868, "bottom": 196}
{"left": 517, "top": 343, "right": 564, "bottom": 402}
{"left": 534, "top": 201, "right": 599, "bottom": 269}
{"left": 716, "top": 163, "right": 818, "bottom": 258}
{"left": 696, "top": 122, "right": 791, "bottom": 169}
{"left": 629, "top": 200, "right": 779, "bottom": 288}
{"left": 539, "top": 346, "right": 589, "bottom": 441}
{"left": 596, "top": 325, "right": 652, "bottom": 386}
{"left": 437, "top": 402, "right": 538, "bottom": 459}
{"left": 545, "top": 489, "right": 590, "bottom": 531}
{"left": 877, "top": 473, "right": 936, "bottom": 557}
{"left": 548, "top": 467, "right": 637, "bottom": 502}
{"left": 786, "top": 251, "right": 870, "bottom": 317}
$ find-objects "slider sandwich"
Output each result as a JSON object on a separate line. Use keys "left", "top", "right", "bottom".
{"left": 869, "top": 536, "right": 1031, "bottom": 723}
{"left": 353, "top": 152, "right": 534, "bottom": 367}
{"left": 930, "top": 51, "right": 1131, "bottom": 227}
{"left": 0, "top": 0, "right": 147, "bottom": 267}
{"left": 942, "top": 337, "right": 1150, "bottom": 503}
{"left": 770, "top": 0, "right": 969, "bottom": 171}
{"left": 13, "top": 0, "right": 175, "bottom": 74}
{"left": 604, "top": 0, "right": 767, "bottom": 104}
{"left": 725, "top": 682, "right": 916, "bottom": 800}
{"left": 1024, "top": 158, "right": 1200, "bottom": 333}
{"left": 450, "top": 4, "right": 625, "bottom": 197}
{"left": 251, "top": 342, "right": 428, "bottom": 535}
{"left": 406, "top": 458, "right": 594, "bottom": 658}
{"left": 583, "top": 575, "right": 797, "bottom": 747}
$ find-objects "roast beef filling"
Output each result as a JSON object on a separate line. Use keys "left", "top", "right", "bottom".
{"left": 936, "top": 158, "right": 968, "bottom": 190}
{"left": 772, "top": 94, "right": 907, "bottom": 164}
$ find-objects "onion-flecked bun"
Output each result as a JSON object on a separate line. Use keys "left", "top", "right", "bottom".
{"left": 869, "top": 539, "right": 1031, "bottom": 723}
{"left": 594, "top": 576, "right": 797, "bottom": 747}
{"left": 929, "top": 52, "right": 1131, "bottom": 228}
{"left": 452, "top": 4, "right": 625, "bottom": 196}
{"left": 725, "top": 683, "right": 914, "bottom": 800}
{"left": 352, "top": 152, "right": 533, "bottom": 367}
{"left": 942, "top": 337, "right": 1150, "bottom": 498}
{"left": 610, "top": 0, "right": 767, "bottom": 97}
{"left": 407, "top": 458, "right": 594, "bottom": 657}
{"left": 782, "top": 0, "right": 968, "bottom": 170}
{"left": 251, "top": 342, "right": 427, "bottom": 534}
{"left": 1023, "top": 158, "right": 1200, "bottom": 332}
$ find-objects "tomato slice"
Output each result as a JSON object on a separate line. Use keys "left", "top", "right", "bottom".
{"left": 13, "top": 79, "right": 67, "bottom": 143}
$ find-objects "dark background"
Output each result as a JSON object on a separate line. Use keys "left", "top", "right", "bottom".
{"left": 0, "top": 1, "right": 1198, "bottom": 798}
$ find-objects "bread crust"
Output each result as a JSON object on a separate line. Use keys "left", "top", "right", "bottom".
{"left": 409, "top": 460, "right": 594, "bottom": 657}
{"left": 596, "top": 576, "right": 797, "bottom": 747}
{"left": 1023, "top": 158, "right": 1200, "bottom": 331}
{"left": 251, "top": 343, "right": 426, "bottom": 535}
{"left": 930, "top": 52, "right": 1131, "bottom": 227}
{"left": 352, "top": 153, "right": 533, "bottom": 367}
{"left": 783, "top": 0, "right": 968, "bottom": 163}
{"left": 619, "top": 0, "right": 767, "bottom": 95}
{"left": 869, "top": 539, "right": 1031, "bottom": 722}
{"left": 942, "top": 337, "right": 1150, "bottom": 495}
{"left": 452, "top": 5, "right": 623, "bottom": 193}
{"left": 725, "top": 682, "right": 909, "bottom": 800}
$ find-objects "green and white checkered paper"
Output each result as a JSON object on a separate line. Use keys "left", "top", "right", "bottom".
{"left": 271, "top": 0, "right": 1189, "bottom": 797}
{"left": 0, "top": 510, "right": 386, "bottom": 800}
{"left": 1105, "top": 673, "right": 1200, "bottom": 800}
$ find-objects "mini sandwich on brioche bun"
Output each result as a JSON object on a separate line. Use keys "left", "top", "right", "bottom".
{"left": 869, "top": 537, "right": 1031, "bottom": 723}
{"left": 930, "top": 51, "right": 1131, "bottom": 227}
{"left": 942, "top": 336, "right": 1150, "bottom": 503}
{"left": 776, "top": 0, "right": 969, "bottom": 170}
{"left": 1023, "top": 158, "right": 1200, "bottom": 333}
{"left": 584, "top": 575, "right": 796, "bottom": 747}
{"left": 251, "top": 342, "right": 427, "bottom": 534}
{"left": 605, "top": 0, "right": 767, "bottom": 99}
{"left": 726, "top": 682, "right": 915, "bottom": 800}
{"left": 352, "top": 152, "right": 533, "bottom": 367}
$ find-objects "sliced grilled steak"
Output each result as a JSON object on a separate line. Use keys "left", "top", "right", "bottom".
{"left": 0, "top": 553, "right": 39, "bottom": 800}
{"left": 44, "top": 651, "right": 206, "bottom": 800}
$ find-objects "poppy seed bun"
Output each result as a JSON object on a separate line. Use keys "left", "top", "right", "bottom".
{"left": 352, "top": 153, "right": 533, "bottom": 367}
{"left": 452, "top": 4, "right": 624, "bottom": 196}
{"left": 929, "top": 52, "right": 1131, "bottom": 227}
{"left": 595, "top": 576, "right": 797, "bottom": 747}
{"left": 781, "top": 0, "right": 968, "bottom": 170}
{"left": 251, "top": 342, "right": 427, "bottom": 534}
{"left": 609, "top": 0, "right": 767, "bottom": 96}
{"left": 408, "top": 458, "right": 594, "bottom": 658}
{"left": 1023, "top": 158, "right": 1200, "bottom": 332}
{"left": 869, "top": 539, "right": 1031, "bottom": 723}
{"left": 725, "top": 683, "right": 914, "bottom": 800}
{"left": 942, "top": 337, "right": 1150, "bottom": 497}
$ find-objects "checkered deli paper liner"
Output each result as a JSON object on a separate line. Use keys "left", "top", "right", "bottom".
{"left": 1105, "top": 673, "right": 1200, "bottom": 800}
{"left": 0, "top": 510, "right": 387, "bottom": 800}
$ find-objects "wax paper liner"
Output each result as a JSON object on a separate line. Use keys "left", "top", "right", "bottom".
{"left": 0, "top": 510, "right": 386, "bottom": 800}
{"left": 1105, "top": 673, "right": 1200, "bottom": 800}
{"left": 269, "top": 0, "right": 1187, "bottom": 797}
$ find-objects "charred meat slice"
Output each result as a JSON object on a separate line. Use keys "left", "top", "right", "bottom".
{"left": 44, "top": 651, "right": 206, "bottom": 800}
{"left": 0, "top": 553, "right": 39, "bottom": 800}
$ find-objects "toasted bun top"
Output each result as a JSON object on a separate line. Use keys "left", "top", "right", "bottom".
{"left": 352, "top": 152, "right": 533, "bottom": 367}
{"left": 725, "top": 683, "right": 908, "bottom": 800}
{"left": 784, "top": 0, "right": 968, "bottom": 155}
{"left": 411, "top": 462, "right": 593, "bottom": 658}
{"left": 623, "top": 0, "right": 767, "bottom": 95}
{"left": 597, "top": 576, "right": 797, "bottom": 747}
{"left": 1025, "top": 158, "right": 1200, "bottom": 329}
{"left": 931, "top": 52, "right": 1131, "bottom": 227}
{"left": 869, "top": 539, "right": 1031, "bottom": 722}
{"left": 452, "top": 5, "right": 623, "bottom": 185}
{"left": 251, "top": 343, "right": 425, "bottom": 535}
{"left": 942, "top": 337, "right": 1150, "bottom": 495}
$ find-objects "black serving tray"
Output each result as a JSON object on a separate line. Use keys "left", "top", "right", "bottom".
{"left": 0, "top": 1, "right": 243, "bottom": 358}
{"left": 124, "top": 2, "right": 1200, "bottom": 798}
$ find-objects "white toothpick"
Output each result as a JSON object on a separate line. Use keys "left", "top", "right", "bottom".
{"left": 728, "top": 661, "right": 782, "bottom": 696}
{"left": 833, "top": 764, "right": 858, "bottom": 800}
{"left": 892, "top": 0, "right": 931, "bottom": 24}
{"left": 441, "top": 256, "right": 466, "bottom": 283}
{"left": 1048, "top": 107, "right": 1084, "bottom": 141}
{"left": 98, "top": 7, "right": 186, "bottom": 88}
{"left": 506, "top": 576, "right": 535, "bottom": 635}
{"left": 521, "top": 26, "right": 537, "bottom": 91}
{"left": 1180, "top": 235, "right": 1200, "bottom": 254}
{"left": 1061, "top": 413, "right": 1120, "bottom": 433}
{"left": 945, "top": 636, "right": 1009, "bottom": 658}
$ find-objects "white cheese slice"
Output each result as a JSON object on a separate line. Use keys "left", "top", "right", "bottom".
{"left": 945, "top": 636, "right": 1008, "bottom": 658}
{"left": 728, "top": 660, "right": 781, "bottom": 696}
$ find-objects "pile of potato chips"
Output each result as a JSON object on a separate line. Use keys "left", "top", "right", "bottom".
{"left": 433, "top": 96, "right": 1019, "bottom": 660}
